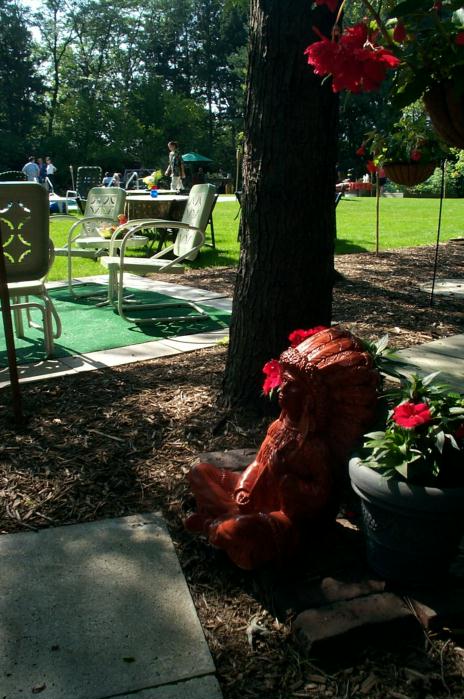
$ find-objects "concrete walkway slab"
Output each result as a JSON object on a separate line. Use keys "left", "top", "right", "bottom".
{"left": 419, "top": 278, "right": 464, "bottom": 298}
{"left": 115, "top": 675, "right": 223, "bottom": 699}
{"left": 0, "top": 512, "right": 219, "bottom": 699}
{"left": 394, "top": 334, "right": 464, "bottom": 393}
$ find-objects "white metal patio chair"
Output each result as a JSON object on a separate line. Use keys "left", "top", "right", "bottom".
{"left": 100, "top": 184, "right": 216, "bottom": 324}
{"left": 0, "top": 182, "right": 62, "bottom": 358}
{"left": 53, "top": 186, "right": 148, "bottom": 297}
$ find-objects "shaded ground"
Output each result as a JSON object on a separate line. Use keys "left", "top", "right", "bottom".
{"left": 0, "top": 242, "right": 463, "bottom": 698}
{"left": 161, "top": 241, "right": 464, "bottom": 350}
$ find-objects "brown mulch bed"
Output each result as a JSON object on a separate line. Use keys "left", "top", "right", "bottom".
{"left": 159, "top": 241, "right": 464, "bottom": 349}
{"left": 1, "top": 243, "right": 463, "bottom": 698}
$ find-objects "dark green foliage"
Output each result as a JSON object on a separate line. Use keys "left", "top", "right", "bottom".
{"left": 0, "top": 1, "right": 44, "bottom": 169}
{"left": 11, "top": 0, "right": 249, "bottom": 187}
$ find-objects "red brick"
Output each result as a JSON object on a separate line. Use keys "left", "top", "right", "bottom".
{"left": 408, "top": 588, "right": 464, "bottom": 631}
{"left": 319, "top": 576, "right": 385, "bottom": 603}
{"left": 293, "top": 592, "right": 415, "bottom": 651}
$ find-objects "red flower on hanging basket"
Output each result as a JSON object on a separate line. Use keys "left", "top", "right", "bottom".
{"left": 305, "top": 22, "right": 400, "bottom": 94}
{"left": 314, "top": 0, "right": 340, "bottom": 12}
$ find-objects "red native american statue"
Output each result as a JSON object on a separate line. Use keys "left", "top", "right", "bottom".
{"left": 185, "top": 326, "right": 379, "bottom": 570}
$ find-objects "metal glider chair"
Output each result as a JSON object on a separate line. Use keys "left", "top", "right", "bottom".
{"left": 66, "top": 165, "right": 102, "bottom": 213}
{"left": 0, "top": 182, "right": 62, "bottom": 358}
{"left": 100, "top": 184, "right": 216, "bottom": 324}
{"left": 204, "top": 192, "right": 219, "bottom": 248}
{"left": 53, "top": 187, "right": 147, "bottom": 298}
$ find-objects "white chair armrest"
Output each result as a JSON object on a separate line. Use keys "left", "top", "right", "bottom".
{"left": 67, "top": 216, "right": 118, "bottom": 246}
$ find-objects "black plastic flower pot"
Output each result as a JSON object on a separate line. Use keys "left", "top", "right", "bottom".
{"left": 349, "top": 457, "right": 464, "bottom": 586}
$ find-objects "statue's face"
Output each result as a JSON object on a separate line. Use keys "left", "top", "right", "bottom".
{"left": 279, "top": 368, "right": 312, "bottom": 423}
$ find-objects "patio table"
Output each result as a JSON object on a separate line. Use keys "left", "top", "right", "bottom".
{"left": 125, "top": 194, "right": 188, "bottom": 221}
{"left": 125, "top": 195, "right": 189, "bottom": 251}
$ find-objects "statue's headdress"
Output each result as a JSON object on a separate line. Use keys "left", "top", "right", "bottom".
{"left": 278, "top": 326, "right": 379, "bottom": 462}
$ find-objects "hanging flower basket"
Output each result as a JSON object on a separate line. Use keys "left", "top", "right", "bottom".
{"left": 383, "top": 161, "right": 437, "bottom": 187}
{"left": 424, "top": 82, "right": 464, "bottom": 150}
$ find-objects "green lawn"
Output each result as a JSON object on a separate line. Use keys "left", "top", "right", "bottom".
{"left": 48, "top": 196, "right": 463, "bottom": 281}
{"left": 336, "top": 196, "right": 463, "bottom": 253}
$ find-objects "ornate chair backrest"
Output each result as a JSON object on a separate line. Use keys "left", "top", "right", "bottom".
{"left": 0, "top": 182, "right": 50, "bottom": 283}
{"left": 80, "top": 187, "right": 126, "bottom": 238}
{"left": 174, "top": 184, "right": 216, "bottom": 261}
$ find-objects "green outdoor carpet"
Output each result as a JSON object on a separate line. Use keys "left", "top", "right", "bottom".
{"left": 1, "top": 283, "right": 230, "bottom": 367}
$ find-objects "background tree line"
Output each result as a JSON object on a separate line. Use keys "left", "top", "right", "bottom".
{"left": 0, "top": 0, "right": 248, "bottom": 188}
{"left": 1, "top": 0, "right": 461, "bottom": 195}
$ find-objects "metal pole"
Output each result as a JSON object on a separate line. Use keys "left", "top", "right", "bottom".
{"left": 235, "top": 147, "right": 241, "bottom": 193}
{"left": 0, "top": 221, "right": 23, "bottom": 425}
{"left": 375, "top": 173, "right": 380, "bottom": 255}
{"left": 69, "top": 164, "right": 75, "bottom": 191}
{"left": 430, "top": 160, "right": 446, "bottom": 307}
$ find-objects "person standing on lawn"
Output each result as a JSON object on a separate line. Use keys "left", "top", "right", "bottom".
{"left": 165, "top": 141, "right": 185, "bottom": 192}
{"left": 45, "top": 156, "right": 57, "bottom": 191}
{"left": 37, "top": 157, "right": 47, "bottom": 184}
{"left": 22, "top": 156, "right": 40, "bottom": 182}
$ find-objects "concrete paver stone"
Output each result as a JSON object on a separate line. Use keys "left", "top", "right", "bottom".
{"left": 419, "top": 278, "right": 464, "bottom": 298}
{"left": 393, "top": 334, "right": 464, "bottom": 394}
{"left": 0, "top": 512, "right": 218, "bottom": 699}
{"left": 113, "top": 675, "right": 223, "bottom": 699}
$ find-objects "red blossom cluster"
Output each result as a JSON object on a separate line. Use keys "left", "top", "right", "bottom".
{"left": 392, "top": 401, "right": 432, "bottom": 429}
{"left": 315, "top": 0, "right": 340, "bottom": 12}
{"left": 305, "top": 22, "right": 400, "bottom": 93}
{"left": 262, "top": 360, "right": 282, "bottom": 396}
{"left": 262, "top": 326, "right": 328, "bottom": 394}
{"left": 288, "top": 325, "right": 328, "bottom": 347}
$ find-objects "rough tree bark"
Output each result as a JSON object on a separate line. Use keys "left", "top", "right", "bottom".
{"left": 222, "top": 0, "right": 338, "bottom": 409}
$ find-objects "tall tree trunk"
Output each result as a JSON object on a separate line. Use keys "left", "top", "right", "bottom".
{"left": 222, "top": 1, "right": 338, "bottom": 409}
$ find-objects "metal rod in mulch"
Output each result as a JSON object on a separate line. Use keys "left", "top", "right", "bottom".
{"left": 0, "top": 221, "right": 24, "bottom": 425}
{"left": 375, "top": 173, "right": 380, "bottom": 254}
{"left": 429, "top": 160, "right": 446, "bottom": 307}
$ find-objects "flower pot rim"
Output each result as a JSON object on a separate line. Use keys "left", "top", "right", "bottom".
{"left": 382, "top": 161, "right": 437, "bottom": 186}
{"left": 383, "top": 160, "right": 438, "bottom": 167}
{"left": 349, "top": 456, "right": 464, "bottom": 513}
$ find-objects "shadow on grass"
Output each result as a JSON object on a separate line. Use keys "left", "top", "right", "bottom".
{"left": 191, "top": 248, "right": 239, "bottom": 268}
{"left": 335, "top": 238, "right": 369, "bottom": 254}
